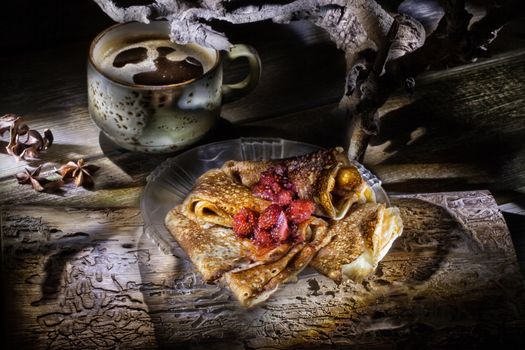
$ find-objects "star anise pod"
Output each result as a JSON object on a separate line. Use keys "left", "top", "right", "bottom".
{"left": 15, "top": 165, "right": 63, "bottom": 192}
{"left": 58, "top": 159, "right": 100, "bottom": 187}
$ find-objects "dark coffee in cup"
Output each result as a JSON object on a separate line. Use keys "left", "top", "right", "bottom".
{"left": 98, "top": 37, "right": 216, "bottom": 86}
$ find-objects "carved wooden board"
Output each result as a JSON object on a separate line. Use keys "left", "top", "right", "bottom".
{"left": 2, "top": 191, "right": 525, "bottom": 349}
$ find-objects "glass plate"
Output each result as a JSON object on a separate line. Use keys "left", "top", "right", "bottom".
{"left": 141, "top": 137, "right": 389, "bottom": 255}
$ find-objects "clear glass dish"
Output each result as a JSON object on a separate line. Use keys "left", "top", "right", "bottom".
{"left": 141, "top": 137, "right": 389, "bottom": 255}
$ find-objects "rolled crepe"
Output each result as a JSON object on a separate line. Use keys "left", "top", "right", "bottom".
{"left": 181, "top": 168, "right": 270, "bottom": 227}
{"left": 222, "top": 147, "right": 375, "bottom": 219}
{"left": 310, "top": 203, "right": 403, "bottom": 284}
{"left": 224, "top": 217, "right": 332, "bottom": 307}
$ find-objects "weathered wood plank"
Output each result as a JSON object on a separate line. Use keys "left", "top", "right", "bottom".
{"left": 246, "top": 49, "right": 525, "bottom": 192}
{"left": 2, "top": 191, "right": 524, "bottom": 349}
{"left": 1, "top": 43, "right": 524, "bottom": 207}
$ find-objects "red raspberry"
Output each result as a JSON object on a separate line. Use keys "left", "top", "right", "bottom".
{"left": 254, "top": 227, "right": 275, "bottom": 247}
{"left": 233, "top": 207, "right": 258, "bottom": 238}
{"left": 248, "top": 166, "right": 307, "bottom": 246}
{"left": 251, "top": 182, "right": 275, "bottom": 202}
{"left": 271, "top": 212, "right": 289, "bottom": 243}
{"left": 260, "top": 174, "right": 282, "bottom": 195}
{"left": 258, "top": 168, "right": 281, "bottom": 187}
{"left": 275, "top": 189, "right": 294, "bottom": 206}
{"left": 252, "top": 166, "right": 298, "bottom": 204}
{"left": 286, "top": 199, "right": 315, "bottom": 224}
{"left": 258, "top": 204, "right": 282, "bottom": 229}
{"left": 271, "top": 182, "right": 283, "bottom": 194}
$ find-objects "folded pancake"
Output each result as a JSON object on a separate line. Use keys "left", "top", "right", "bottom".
{"left": 166, "top": 206, "right": 329, "bottom": 282}
{"left": 224, "top": 217, "right": 332, "bottom": 307}
{"left": 222, "top": 147, "right": 375, "bottom": 219}
{"left": 181, "top": 168, "right": 270, "bottom": 227}
{"left": 165, "top": 206, "right": 255, "bottom": 281}
{"left": 310, "top": 203, "right": 403, "bottom": 284}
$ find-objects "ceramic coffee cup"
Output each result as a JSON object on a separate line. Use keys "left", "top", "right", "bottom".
{"left": 88, "top": 21, "right": 261, "bottom": 153}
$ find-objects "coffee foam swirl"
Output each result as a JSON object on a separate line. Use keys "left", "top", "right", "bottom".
{"left": 98, "top": 39, "right": 216, "bottom": 85}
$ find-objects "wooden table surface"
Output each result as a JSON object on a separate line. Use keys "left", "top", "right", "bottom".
{"left": 3, "top": 192, "right": 524, "bottom": 349}
{"left": 1, "top": 3, "right": 525, "bottom": 349}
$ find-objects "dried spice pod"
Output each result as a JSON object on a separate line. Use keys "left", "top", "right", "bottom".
{"left": 0, "top": 114, "right": 54, "bottom": 161}
{"left": 58, "top": 159, "right": 100, "bottom": 187}
{"left": 15, "top": 165, "right": 64, "bottom": 192}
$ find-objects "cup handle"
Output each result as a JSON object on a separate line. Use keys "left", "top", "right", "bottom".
{"left": 221, "top": 44, "right": 261, "bottom": 103}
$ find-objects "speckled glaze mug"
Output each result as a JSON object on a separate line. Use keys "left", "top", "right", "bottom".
{"left": 88, "top": 21, "right": 261, "bottom": 153}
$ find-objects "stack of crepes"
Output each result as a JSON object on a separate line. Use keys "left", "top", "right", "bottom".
{"left": 165, "top": 147, "right": 403, "bottom": 307}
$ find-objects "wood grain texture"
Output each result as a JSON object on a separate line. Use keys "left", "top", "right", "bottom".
{"left": 1, "top": 49, "right": 524, "bottom": 207}
{"left": 245, "top": 49, "right": 525, "bottom": 193}
{"left": 2, "top": 191, "right": 524, "bottom": 349}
